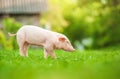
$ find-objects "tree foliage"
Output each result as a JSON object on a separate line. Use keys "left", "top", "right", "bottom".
{"left": 41, "top": 0, "right": 120, "bottom": 49}
{"left": 0, "top": 0, "right": 120, "bottom": 49}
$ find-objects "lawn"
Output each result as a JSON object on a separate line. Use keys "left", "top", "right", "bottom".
{"left": 0, "top": 46, "right": 120, "bottom": 79}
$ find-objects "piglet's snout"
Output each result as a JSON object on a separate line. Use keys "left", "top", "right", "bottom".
{"left": 69, "top": 47, "right": 75, "bottom": 52}
{"left": 71, "top": 48, "right": 75, "bottom": 52}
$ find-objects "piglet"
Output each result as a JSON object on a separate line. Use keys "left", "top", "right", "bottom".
{"left": 8, "top": 25, "right": 75, "bottom": 59}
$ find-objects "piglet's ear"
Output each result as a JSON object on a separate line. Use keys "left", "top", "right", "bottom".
{"left": 59, "top": 37, "right": 66, "bottom": 41}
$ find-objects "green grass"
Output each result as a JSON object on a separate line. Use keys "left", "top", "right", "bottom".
{"left": 0, "top": 46, "right": 120, "bottom": 79}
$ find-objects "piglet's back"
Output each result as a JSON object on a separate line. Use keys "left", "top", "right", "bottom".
{"left": 17, "top": 25, "right": 50, "bottom": 45}
{"left": 17, "top": 25, "right": 57, "bottom": 45}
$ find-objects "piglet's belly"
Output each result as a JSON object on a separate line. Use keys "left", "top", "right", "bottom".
{"left": 25, "top": 34, "right": 46, "bottom": 46}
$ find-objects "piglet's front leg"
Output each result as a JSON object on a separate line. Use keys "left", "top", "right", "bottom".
{"left": 44, "top": 42, "right": 57, "bottom": 59}
{"left": 44, "top": 48, "right": 49, "bottom": 59}
{"left": 44, "top": 48, "right": 57, "bottom": 59}
{"left": 48, "top": 51, "right": 57, "bottom": 59}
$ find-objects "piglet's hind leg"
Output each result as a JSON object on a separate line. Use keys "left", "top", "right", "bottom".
{"left": 19, "top": 43, "right": 25, "bottom": 57}
{"left": 17, "top": 34, "right": 26, "bottom": 57}
{"left": 23, "top": 42, "right": 29, "bottom": 57}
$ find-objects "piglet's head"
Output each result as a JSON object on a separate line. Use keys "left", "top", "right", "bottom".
{"left": 57, "top": 36, "right": 75, "bottom": 52}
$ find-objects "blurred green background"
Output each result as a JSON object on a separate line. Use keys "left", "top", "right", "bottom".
{"left": 0, "top": 0, "right": 120, "bottom": 50}
{"left": 0, "top": 0, "right": 120, "bottom": 79}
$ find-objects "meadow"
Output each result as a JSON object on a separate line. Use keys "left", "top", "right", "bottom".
{"left": 0, "top": 46, "right": 120, "bottom": 79}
